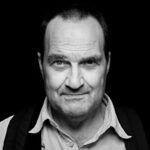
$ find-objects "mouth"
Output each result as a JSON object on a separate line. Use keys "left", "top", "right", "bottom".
{"left": 62, "top": 93, "right": 89, "bottom": 101}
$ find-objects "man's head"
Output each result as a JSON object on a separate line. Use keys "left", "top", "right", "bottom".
{"left": 38, "top": 6, "right": 110, "bottom": 121}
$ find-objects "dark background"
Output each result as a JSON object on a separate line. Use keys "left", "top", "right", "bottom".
{"left": 0, "top": 1, "right": 149, "bottom": 142}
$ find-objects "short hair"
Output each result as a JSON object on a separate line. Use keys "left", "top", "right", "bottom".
{"left": 38, "top": 3, "right": 110, "bottom": 62}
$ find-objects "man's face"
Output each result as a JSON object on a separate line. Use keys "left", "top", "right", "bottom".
{"left": 40, "top": 16, "right": 109, "bottom": 118}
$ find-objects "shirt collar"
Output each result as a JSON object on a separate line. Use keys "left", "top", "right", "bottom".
{"left": 103, "top": 94, "right": 131, "bottom": 139}
{"left": 29, "top": 97, "right": 58, "bottom": 133}
{"left": 29, "top": 94, "right": 131, "bottom": 139}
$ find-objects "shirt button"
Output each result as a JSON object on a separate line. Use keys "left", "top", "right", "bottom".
{"left": 67, "top": 142, "right": 74, "bottom": 147}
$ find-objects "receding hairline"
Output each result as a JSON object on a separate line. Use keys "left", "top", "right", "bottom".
{"left": 44, "top": 15, "right": 105, "bottom": 52}
{"left": 39, "top": 8, "right": 109, "bottom": 62}
{"left": 46, "top": 14, "right": 104, "bottom": 35}
{"left": 45, "top": 9, "right": 105, "bottom": 34}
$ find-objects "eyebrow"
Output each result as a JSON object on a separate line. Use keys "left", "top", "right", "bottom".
{"left": 79, "top": 56, "right": 102, "bottom": 64}
{"left": 47, "top": 54, "right": 68, "bottom": 64}
{"left": 47, "top": 54, "right": 102, "bottom": 64}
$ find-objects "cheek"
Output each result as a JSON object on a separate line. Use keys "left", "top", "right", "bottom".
{"left": 44, "top": 68, "right": 67, "bottom": 89}
{"left": 83, "top": 68, "right": 106, "bottom": 87}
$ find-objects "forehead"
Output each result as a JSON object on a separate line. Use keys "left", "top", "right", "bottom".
{"left": 44, "top": 16, "right": 104, "bottom": 57}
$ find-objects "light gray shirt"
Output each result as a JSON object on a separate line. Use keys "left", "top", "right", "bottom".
{"left": 0, "top": 94, "right": 131, "bottom": 150}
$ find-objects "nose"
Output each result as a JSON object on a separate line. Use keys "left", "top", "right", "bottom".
{"left": 66, "top": 64, "right": 83, "bottom": 89}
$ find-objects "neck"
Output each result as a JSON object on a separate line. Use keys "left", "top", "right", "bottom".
{"left": 51, "top": 103, "right": 106, "bottom": 145}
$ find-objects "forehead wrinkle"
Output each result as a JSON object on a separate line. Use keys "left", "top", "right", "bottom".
{"left": 49, "top": 40, "right": 98, "bottom": 52}
{"left": 45, "top": 16, "right": 105, "bottom": 55}
{"left": 48, "top": 52, "right": 101, "bottom": 63}
{"left": 48, "top": 46, "right": 103, "bottom": 63}
{"left": 51, "top": 39, "right": 97, "bottom": 46}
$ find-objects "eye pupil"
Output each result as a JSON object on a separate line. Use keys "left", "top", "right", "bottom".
{"left": 87, "top": 60, "right": 93, "bottom": 64}
{"left": 85, "top": 60, "right": 95, "bottom": 65}
{"left": 56, "top": 61, "right": 63, "bottom": 65}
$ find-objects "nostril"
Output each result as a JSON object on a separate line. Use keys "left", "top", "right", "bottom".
{"left": 65, "top": 84, "right": 84, "bottom": 92}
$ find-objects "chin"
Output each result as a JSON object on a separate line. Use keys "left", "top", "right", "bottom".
{"left": 62, "top": 110, "right": 90, "bottom": 123}
{"left": 61, "top": 103, "right": 91, "bottom": 119}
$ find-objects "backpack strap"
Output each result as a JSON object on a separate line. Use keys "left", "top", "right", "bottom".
{"left": 4, "top": 104, "right": 148, "bottom": 150}
{"left": 116, "top": 107, "right": 149, "bottom": 150}
{"left": 3, "top": 105, "right": 38, "bottom": 150}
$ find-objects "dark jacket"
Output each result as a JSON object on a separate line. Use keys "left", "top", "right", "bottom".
{"left": 3, "top": 104, "right": 149, "bottom": 150}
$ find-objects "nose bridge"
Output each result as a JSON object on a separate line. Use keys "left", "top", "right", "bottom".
{"left": 68, "top": 63, "right": 82, "bottom": 88}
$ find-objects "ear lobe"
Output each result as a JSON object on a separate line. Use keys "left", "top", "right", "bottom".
{"left": 37, "top": 52, "right": 44, "bottom": 78}
{"left": 106, "top": 51, "right": 111, "bottom": 74}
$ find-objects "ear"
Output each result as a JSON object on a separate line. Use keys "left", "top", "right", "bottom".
{"left": 37, "top": 52, "right": 44, "bottom": 78}
{"left": 106, "top": 51, "right": 111, "bottom": 74}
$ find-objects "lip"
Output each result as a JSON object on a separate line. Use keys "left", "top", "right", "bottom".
{"left": 61, "top": 92, "right": 89, "bottom": 95}
{"left": 63, "top": 94, "right": 88, "bottom": 101}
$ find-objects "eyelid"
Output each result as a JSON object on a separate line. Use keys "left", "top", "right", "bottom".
{"left": 54, "top": 60, "right": 70, "bottom": 64}
{"left": 50, "top": 60, "right": 70, "bottom": 71}
{"left": 80, "top": 59, "right": 100, "bottom": 65}
{"left": 51, "top": 60, "right": 70, "bottom": 66}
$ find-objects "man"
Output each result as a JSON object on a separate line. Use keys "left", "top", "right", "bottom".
{"left": 0, "top": 4, "right": 149, "bottom": 150}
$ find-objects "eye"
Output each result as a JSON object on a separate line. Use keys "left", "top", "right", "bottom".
{"left": 53, "top": 60, "right": 64, "bottom": 66}
{"left": 82, "top": 60, "right": 98, "bottom": 68}
{"left": 85, "top": 60, "right": 96, "bottom": 65}
{"left": 51, "top": 60, "right": 70, "bottom": 70}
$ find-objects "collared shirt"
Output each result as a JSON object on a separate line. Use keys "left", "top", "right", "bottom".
{"left": 0, "top": 94, "right": 131, "bottom": 150}
{"left": 29, "top": 93, "right": 131, "bottom": 150}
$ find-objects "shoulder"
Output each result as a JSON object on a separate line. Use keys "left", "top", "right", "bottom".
{"left": 115, "top": 106, "right": 149, "bottom": 149}
{"left": 0, "top": 115, "right": 14, "bottom": 150}
{"left": 0, "top": 105, "right": 37, "bottom": 150}
{"left": 115, "top": 106, "right": 143, "bottom": 129}
{"left": 0, "top": 115, "right": 14, "bottom": 137}
{"left": 115, "top": 106, "right": 141, "bottom": 124}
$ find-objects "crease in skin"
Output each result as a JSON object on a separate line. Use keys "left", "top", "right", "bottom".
{"left": 47, "top": 37, "right": 97, "bottom": 50}
{"left": 51, "top": 39, "right": 97, "bottom": 46}
{"left": 46, "top": 42, "right": 103, "bottom": 63}
{"left": 49, "top": 42, "right": 98, "bottom": 52}
{"left": 50, "top": 46, "right": 97, "bottom": 52}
